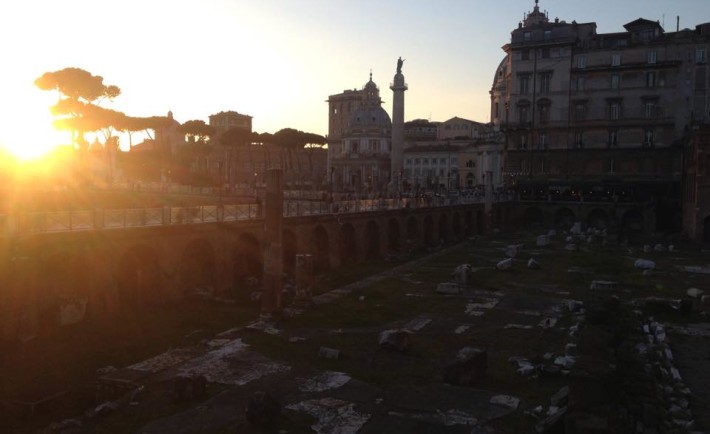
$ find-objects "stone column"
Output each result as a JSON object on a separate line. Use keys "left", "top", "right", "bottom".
{"left": 261, "top": 168, "right": 283, "bottom": 315}
{"left": 390, "top": 63, "right": 407, "bottom": 193}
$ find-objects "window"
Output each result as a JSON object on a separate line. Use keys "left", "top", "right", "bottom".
{"left": 351, "top": 140, "right": 359, "bottom": 153}
{"left": 451, "top": 157, "right": 458, "bottom": 165}
{"left": 697, "top": 48, "right": 707, "bottom": 64}
{"left": 647, "top": 51, "right": 657, "bottom": 64}
{"left": 539, "top": 103, "right": 550, "bottom": 123}
{"left": 609, "top": 102, "right": 621, "bottom": 120}
{"left": 643, "top": 129, "right": 654, "bottom": 147}
{"left": 439, "top": 158, "right": 445, "bottom": 165}
{"left": 465, "top": 160, "right": 474, "bottom": 168}
{"left": 541, "top": 47, "right": 550, "bottom": 59}
{"left": 519, "top": 75, "right": 530, "bottom": 94}
{"left": 522, "top": 49, "right": 530, "bottom": 61}
{"left": 518, "top": 104, "right": 530, "bottom": 124}
{"left": 414, "top": 158, "right": 420, "bottom": 165}
{"left": 575, "top": 76, "right": 585, "bottom": 91}
{"left": 646, "top": 71, "right": 656, "bottom": 88}
{"left": 611, "top": 74, "right": 620, "bottom": 89}
{"left": 520, "top": 135, "right": 528, "bottom": 150}
{"left": 538, "top": 132, "right": 548, "bottom": 149}
{"left": 609, "top": 159, "right": 616, "bottom": 173}
{"left": 576, "top": 55, "right": 586, "bottom": 69}
{"left": 608, "top": 130, "right": 618, "bottom": 148}
{"left": 494, "top": 102, "right": 499, "bottom": 119}
{"left": 544, "top": 30, "right": 552, "bottom": 40}
{"left": 540, "top": 73, "right": 552, "bottom": 93}
{"left": 611, "top": 54, "right": 621, "bottom": 66}
{"left": 405, "top": 159, "right": 412, "bottom": 166}
{"left": 573, "top": 102, "right": 587, "bottom": 121}
{"left": 369, "top": 139, "right": 379, "bottom": 152}
{"left": 644, "top": 101, "right": 656, "bottom": 118}
{"left": 574, "top": 131, "right": 584, "bottom": 148}
{"left": 524, "top": 31, "right": 531, "bottom": 41}
{"left": 423, "top": 158, "right": 429, "bottom": 165}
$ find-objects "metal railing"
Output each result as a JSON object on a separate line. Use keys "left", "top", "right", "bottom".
{"left": 5, "top": 195, "right": 508, "bottom": 235}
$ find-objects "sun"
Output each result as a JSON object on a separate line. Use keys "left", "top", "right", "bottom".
{"left": 0, "top": 80, "right": 71, "bottom": 161}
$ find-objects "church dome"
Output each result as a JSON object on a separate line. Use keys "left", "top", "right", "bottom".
{"left": 348, "top": 105, "right": 392, "bottom": 130}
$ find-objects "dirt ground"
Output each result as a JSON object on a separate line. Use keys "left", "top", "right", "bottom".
{"left": 2, "top": 229, "right": 710, "bottom": 433}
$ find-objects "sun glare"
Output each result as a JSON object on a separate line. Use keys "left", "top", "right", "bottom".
{"left": 0, "top": 86, "right": 70, "bottom": 161}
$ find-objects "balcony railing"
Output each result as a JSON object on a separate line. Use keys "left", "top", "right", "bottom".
{"left": 3, "top": 195, "right": 511, "bottom": 236}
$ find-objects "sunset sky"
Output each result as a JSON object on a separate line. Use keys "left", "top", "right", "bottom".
{"left": 1, "top": 0, "right": 707, "bottom": 157}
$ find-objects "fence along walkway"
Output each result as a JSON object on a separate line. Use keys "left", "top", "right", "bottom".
{"left": 6, "top": 195, "right": 498, "bottom": 235}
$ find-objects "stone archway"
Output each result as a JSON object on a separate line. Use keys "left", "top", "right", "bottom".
{"left": 524, "top": 207, "right": 543, "bottom": 227}
{"left": 364, "top": 221, "right": 380, "bottom": 260}
{"left": 310, "top": 225, "right": 330, "bottom": 273}
{"left": 621, "top": 209, "right": 644, "bottom": 244}
{"left": 406, "top": 216, "right": 418, "bottom": 243}
{"left": 464, "top": 210, "right": 474, "bottom": 236}
{"left": 180, "top": 238, "right": 216, "bottom": 296}
{"left": 423, "top": 215, "right": 435, "bottom": 247}
{"left": 116, "top": 244, "right": 162, "bottom": 307}
{"left": 42, "top": 250, "right": 91, "bottom": 328}
{"left": 438, "top": 214, "right": 449, "bottom": 243}
{"left": 233, "top": 233, "right": 263, "bottom": 291}
{"left": 452, "top": 212, "right": 461, "bottom": 236}
{"left": 554, "top": 207, "right": 576, "bottom": 229}
{"left": 387, "top": 218, "right": 400, "bottom": 253}
{"left": 587, "top": 208, "right": 609, "bottom": 230}
{"left": 283, "top": 229, "right": 298, "bottom": 280}
{"left": 340, "top": 223, "right": 358, "bottom": 265}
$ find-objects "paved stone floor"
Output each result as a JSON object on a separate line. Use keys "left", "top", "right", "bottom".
{"left": 17, "top": 231, "right": 710, "bottom": 433}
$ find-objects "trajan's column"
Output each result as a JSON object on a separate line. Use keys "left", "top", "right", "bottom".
{"left": 390, "top": 57, "right": 407, "bottom": 193}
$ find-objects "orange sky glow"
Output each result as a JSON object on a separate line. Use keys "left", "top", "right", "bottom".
{"left": 1, "top": 0, "right": 706, "bottom": 160}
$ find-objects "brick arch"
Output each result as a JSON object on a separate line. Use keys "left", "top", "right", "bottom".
{"left": 282, "top": 229, "right": 298, "bottom": 279}
{"left": 116, "top": 243, "right": 162, "bottom": 308}
{"left": 406, "top": 216, "right": 419, "bottom": 243}
{"left": 180, "top": 238, "right": 217, "bottom": 297}
{"left": 364, "top": 220, "right": 380, "bottom": 260}
{"left": 340, "top": 223, "right": 358, "bottom": 265}
{"left": 309, "top": 225, "right": 331, "bottom": 273}
{"left": 423, "top": 214, "right": 435, "bottom": 247}
{"left": 41, "top": 249, "right": 91, "bottom": 328}
{"left": 232, "top": 232, "right": 263, "bottom": 293}
{"left": 438, "top": 213, "right": 449, "bottom": 243}
{"left": 587, "top": 208, "right": 609, "bottom": 230}
{"left": 554, "top": 207, "right": 576, "bottom": 229}
{"left": 524, "top": 206, "right": 544, "bottom": 227}
{"left": 387, "top": 218, "right": 401, "bottom": 253}
{"left": 463, "top": 210, "right": 474, "bottom": 236}
{"left": 452, "top": 212, "right": 461, "bottom": 237}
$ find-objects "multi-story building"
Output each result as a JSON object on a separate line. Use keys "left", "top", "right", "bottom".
{"left": 403, "top": 143, "right": 460, "bottom": 192}
{"left": 208, "top": 110, "right": 253, "bottom": 136}
{"left": 327, "top": 74, "right": 393, "bottom": 193}
{"left": 492, "top": 1, "right": 710, "bottom": 232}
{"left": 437, "top": 117, "right": 489, "bottom": 141}
{"left": 682, "top": 125, "right": 710, "bottom": 243}
{"left": 404, "top": 119, "right": 438, "bottom": 141}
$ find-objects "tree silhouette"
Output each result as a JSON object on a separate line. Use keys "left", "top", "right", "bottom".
{"left": 179, "top": 120, "right": 214, "bottom": 144}
{"left": 35, "top": 67, "right": 121, "bottom": 150}
{"left": 219, "top": 127, "right": 252, "bottom": 147}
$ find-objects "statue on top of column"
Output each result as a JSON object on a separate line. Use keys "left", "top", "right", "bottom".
{"left": 396, "top": 57, "right": 404, "bottom": 74}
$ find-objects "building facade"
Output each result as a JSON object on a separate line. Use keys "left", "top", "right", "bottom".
{"left": 208, "top": 110, "right": 253, "bottom": 136}
{"left": 327, "top": 74, "right": 393, "bottom": 194}
{"left": 492, "top": 1, "right": 710, "bottom": 232}
{"left": 682, "top": 125, "right": 710, "bottom": 243}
